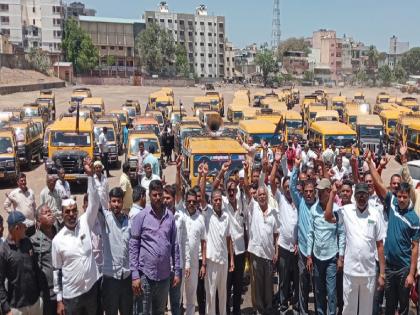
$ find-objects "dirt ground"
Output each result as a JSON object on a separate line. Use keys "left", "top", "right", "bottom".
{"left": 0, "top": 67, "right": 60, "bottom": 85}
{"left": 0, "top": 84, "right": 417, "bottom": 314}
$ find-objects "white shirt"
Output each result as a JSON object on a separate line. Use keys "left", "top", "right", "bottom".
{"left": 93, "top": 174, "right": 109, "bottom": 210}
{"left": 342, "top": 155, "right": 351, "bottom": 174}
{"left": 322, "top": 148, "right": 339, "bottom": 165}
{"left": 336, "top": 203, "right": 385, "bottom": 277}
{"left": 174, "top": 207, "right": 190, "bottom": 269}
{"left": 301, "top": 149, "right": 317, "bottom": 168}
{"left": 275, "top": 191, "right": 298, "bottom": 251}
{"left": 52, "top": 177, "right": 100, "bottom": 300}
{"left": 331, "top": 165, "right": 348, "bottom": 181}
{"left": 55, "top": 179, "right": 71, "bottom": 199}
{"left": 222, "top": 196, "right": 246, "bottom": 255}
{"left": 137, "top": 150, "right": 149, "bottom": 175}
{"left": 98, "top": 132, "right": 108, "bottom": 153}
{"left": 247, "top": 199, "right": 279, "bottom": 260}
{"left": 204, "top": 205, "right": 231, "bottom": 265}
{"left": 140, "top": 174, "right": 161, "bottom": 193}
{"left": 185, "top": 209, "right": 206, "bottom": 268}
{"left": 4, "top": 187, "right": 36, "bottom": 226}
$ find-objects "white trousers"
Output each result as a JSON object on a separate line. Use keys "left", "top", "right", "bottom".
{"left": 343, "top": 273, "right": 376, "bottom": 315}
{"left": 184, "top": 266, "right": 199, "bottom": 315}
{"left": 205, "top": 260, "right": 228, "bottom": 315}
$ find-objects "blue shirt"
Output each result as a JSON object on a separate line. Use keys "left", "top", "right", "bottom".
{"left": 290, "top": 167, "right": 317, "bottom": 257}
{"left": 143, "top": 154, "right": 160, "bottom": 176}
{"left": 307, "top": 203, "right": 345, "bottom": 260}
{"left": 123, "top": 126, "right": 129, "bottom": 145}
{"left": 384, "top": 192, "right": 420, "bottom": 268}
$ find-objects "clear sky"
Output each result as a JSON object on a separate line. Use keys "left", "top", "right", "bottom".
{"left": 80, "top": 0, "right": 419, "bottom": 52}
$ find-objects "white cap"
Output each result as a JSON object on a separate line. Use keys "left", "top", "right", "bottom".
{"left": 62, "top": 198, "right": 76, "bottom": 208}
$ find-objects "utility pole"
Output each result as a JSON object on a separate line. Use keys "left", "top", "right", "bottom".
{"left": 271, "top": 0, "right": 281, "bottom": 51}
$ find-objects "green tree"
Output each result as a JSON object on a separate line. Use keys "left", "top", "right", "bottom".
{"left": 401, "top": 47, "right": 420, "bottom": 75}
{"left": 303, "top": 70, "right": 314, "bottom": 82}
{"left": 255, "top": 48, "right": 277, "bottom": 87}
{"left": 393, "top": 63, "right": 408, "bottom": 84}
{"left": 356, "top": 69, "right": 368, "bottom": 84}
{"left": 175, "top": 44, "right": 190, "bottom": 78}
{"left": 378, "top": 65, "right": 393, "bottom": 87}
{"left": 62, "top": 18, "right": 98, "bottom": 74}
{"left": 105, "top": 55, "right": 116, "bottom": 76}
{"left": 28, "top": 48, "right": 51, "bottom": 74}
{"left": 135, "top": 22, "right": 175, "bottom": 75}
{"left": 277, "top": 37, "right": 310, "bottom": 60}
{"left": 366, "top": 45, "right": 379, "bottom": 84}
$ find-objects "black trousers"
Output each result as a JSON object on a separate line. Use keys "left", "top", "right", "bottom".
{"left": 226, "top": 252, "right": 245, "bottom": 315}
{"left": 197, "top": 259, "right": 206, "bottom": 315}
{"left": 277, "top": 246, "right": 299, "bottom": 309}
{"left": 64, "top": 281, "right": 98, "bottom": 315}
{"left": 101, "top": 152, "right": 110, "bottom": 175}
{"left": 385, "top": 264, "right": 410, "bottom": 315}
{"left": 101, "top": 275, "right": 133, "bottom": 315}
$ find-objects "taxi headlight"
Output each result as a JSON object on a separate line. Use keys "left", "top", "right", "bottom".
{"left": 6, "top": 160, "right": 15, "bottom": 167}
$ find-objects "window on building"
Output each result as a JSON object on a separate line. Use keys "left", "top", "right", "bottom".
{"left": 119, "top": 46, "right": 123, "bottom": 50}
{"left": 110, "top": 46, "right": 115, "bottom": 50}
{"left": 208, "top": 53, "right": 212, "bottom": 58}
{"left": 179, "top": 20, "right": 184, "bottom": 25}
{"left": 168, "top": 19, "right": 172, "bottom": 23}
{"left": 188, "top": 21, "right": 193, "bottom": 26}
{"left": 208, "top": 33, "right": 212, "bottom": 36}
{"left": 188, "top": 31, "right": 193, "bottom": 36}
{"left": 32, "top": 19, "right": 35, "bottom": 25}
{"left": 32, "top": 7, "right": 35, "bottom": 13}
{"left": 160, "top": 19, "right": 164, "bottom": 23}
{"left": 0, "top": 16, "right": 9, "bottom": 24}
{"left": 101, "top": 46, "right": 106, "bottom": 50}
{"left": 219, "top": 22, "right": 224, "bottom": 28}
{"left": 180, "top": 30, "right": 184, "bottom": 35}
{"left": 201, "top": 74, "right": 204, "bottom": 77}
{"left": 1, "top": 28, "right": 10, "bottom": 35}
{"left": 33, "top": 41, "right": 38, "bottom": 47}
{"left": 331, "top": 53, "right": 334, "bottom": 57}
{"left": 208, "top": 43, "right": 212, "bottom": 47}
{"left": 227, "top": 57, "right": 229, "bottom": 62}
{"left": 201, "top": 63, "right": 204, "bottom": 68}
{"left": 0, "top": 4, "right": 9, "bottom": 11}
{"left": 200, "top": 42, "right": 204, "bottom": 46}
{"left": 127, "top": 47, "right": 132, "bottom": 55}
{"left": 200, "top": 53, "right": 204, "bottom": 57}
{"left": 209, "top": 64, "right": 212, "bottom": 67}
{"left": 200, "top": 32, "right": 204, "bottom": 36}
{"left": 200, "top": 22, "right": 204, "bottom": 25}
{"left": 148, "top": 18, "right": 153, "bottom": 23}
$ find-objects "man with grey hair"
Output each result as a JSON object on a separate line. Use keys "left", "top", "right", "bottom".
{"left": 31, "top": 204, "right": 57, "bottom": 315}
{"left": 40, "top": 175, "right": 62, "bottom": 224}
{"left": 55, "top": 168, "right": 71, "bottom": 200}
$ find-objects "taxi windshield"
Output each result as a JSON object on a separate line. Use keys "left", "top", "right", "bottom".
{"left": 24, "top": 108, "right": 39, "bottom": 117}
{"left": 94, "top": 127, "right": 115, "bottom": 142}
{"left": 325, "top": 135, "right": 355, "bottom": 147}
{"left": 51, "top": 132, "right": 91, "bottom": 146}
{"left": 0, "top": 137, "right": 13, "bottom": 154}
{"left": 129, "top": 138, "right": 160, "bottom": 154}
{"left": 286, "top": 120, "right": 303, "bottom": 129}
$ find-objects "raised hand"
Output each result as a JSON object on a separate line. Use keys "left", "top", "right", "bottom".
{"left": 203, "top": 163, "right": 209, "bottom": 176}
{"left": 399, "top": 143, "right": 408, "bottom": 157}
{"left": 84, "top": 157, "right": 94, "bottom": 177}
{"left": 176, "top": 155, "right": 183, "bottom": 170}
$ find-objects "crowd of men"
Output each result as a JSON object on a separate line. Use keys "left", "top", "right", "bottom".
{"left": 0, "top": 128, "right": 420, "bottom": 315}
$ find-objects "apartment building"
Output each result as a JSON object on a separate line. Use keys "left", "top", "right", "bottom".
{"left": 0, "top": 0, "right": 63, "bottom": 53}
{"left": 388, "top": 35, "right": 409, "bottom": 69}
{"left": 79, "top": 16, "right": 145, "bottom": 73}
{"left": 65, "top": 1, "right": 95, "bottom": 19}
{"left": 224, "top": 40, "right": 234, "bottom": 80}
{"left": 144, "top": 3, "right": 226, "bottom": 79}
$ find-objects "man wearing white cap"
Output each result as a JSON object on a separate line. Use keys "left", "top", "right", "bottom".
{"left": 52, "top": 157, "right": 101, "bottom": 315}
{"left": 93, "top": 160, "right": 109, "bottom": 210}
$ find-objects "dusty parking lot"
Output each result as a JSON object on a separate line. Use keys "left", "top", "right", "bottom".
{"left": 0, "top": 84, "right": 416, "bottom": 314}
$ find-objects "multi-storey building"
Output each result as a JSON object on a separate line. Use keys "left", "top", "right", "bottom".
{"left": 144, "top": 2, "right": 226, "bottom": 79}
{"left": 224, "top": 40, "right": 235, "bottom": 80}
{"left": 234, "top": 43, "right": 258, "bottom": 81}
{"left": 388, "top": 35, "right": 409, "bottom": 69}
{"left": 65, "top": 1, "right": 95, "bottom": 19}
{"left": 0, "top": 0, "right": 63, "bottom": 53}
{"left": 79, "top": 16, "right": 145, "bottom": 73}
